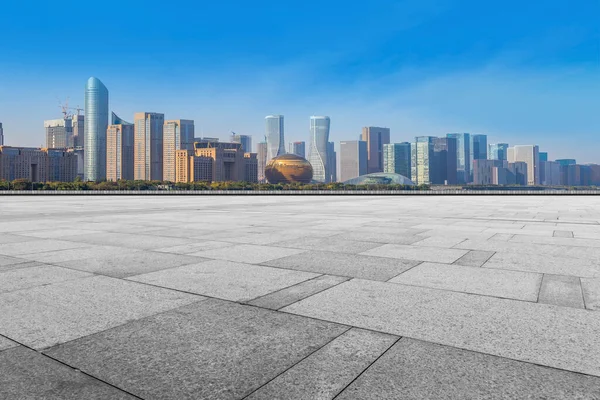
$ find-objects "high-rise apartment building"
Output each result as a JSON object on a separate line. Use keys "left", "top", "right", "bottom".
{"left": 411, "top": 137, "right": 435, "bottom": 185}
{"left": 383, "top": 143, "right": 411, "bottom": 179}
{"left": 0, "top": 123, "right": 4, "bottom": 146}
{"left": 106, "top": 112, "right": 134, "bottom": 181}
{"left": 361, "top": 127, "right": 390, "bottom": 174}
{"left": 339, "top": 140, "right": 367, "bottom": 182}
{"left": 230, "top": 133, "right": 252, "bottom": 153}
{"left": 44, "top": 118, "right": 71, "bottom": 149}
{"left": 327, "top": 141, "right": 337, "bottom": 183}
{"left": 308, "top": 116, "right": 330, "bottom": 183}
{"left": 507, "top": 145, "right": 539, "bottom": 185}
{"left": 134, "top": 112, "right": 165, "bottom": 181}
{"left": 257, "top": 142, "right": 267, "bottom": 182}
{"left": 488, "top": 143, "right": 509, "bottom": 161}
{"left": 432, "top": 137, "right": 458, "bottom": 184}
{"left": 0, "top": 146, "right": 77, "bottom": 182}
{"left": 265, "top": 115, "right": 285, "bottom": 161}
{"left": 447, "top": 133, "right": 471, "bottom": 183}
{"left": 289, "top": 141, "right": 306, "bottom": 158}
{"left": 71, "top": 115, "right": 84, "bottom": 148}
{"left": 163, "top": 119, "right": 195, "bottom": 182}
{"left": 84, "top": 77, "right": 109, "bottom": 181}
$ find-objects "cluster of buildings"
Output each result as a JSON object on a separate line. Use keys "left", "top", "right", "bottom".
{"left": 0, "top": 76, "right": 598, "bottom": 187}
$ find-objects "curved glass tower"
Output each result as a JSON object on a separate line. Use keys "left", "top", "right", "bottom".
{"left": 265, "top": 115, "right": 285, "bottom": 161}
{"left": 308, "top": 116, "right": 330, "bottom": 183}
{"left": 84, "top": 77, "right": 109, "bottom": 181}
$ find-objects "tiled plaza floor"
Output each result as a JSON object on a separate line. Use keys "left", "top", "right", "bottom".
{"left": 1, "top": 195, "right": 600, "bottom": 399}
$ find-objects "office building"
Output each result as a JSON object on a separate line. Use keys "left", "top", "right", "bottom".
{"left": 556, "top": 159, "right": 576, "bottom": 166}
{"left": 339, "top": 140, "right": 367, "bottom": 182}
{"left": 507, "top": 145, "right": 539, "bottom": 185}
{"left": 411, "top": 136, "right": 435, "bottom": 185}
{"left": 175, "top": 150, "right": 213, "bottom": 183}
{"left": 244, "top": 153, "right": 258, "bottom": 183}
{"left": 134, "top": 112, "right": 165, "bottom": 181}
{"left": 327, "top": 141, "right": 337, "bottom": 183}
{"left": 0, "top": 146, "right": 77, "bottom": 182}
{"left": 231, "top": 133, "right": 252, "bottom": 153}
{"left": 265, "top": 115, "right": 285, "bottom": 161}
{"left": 539, "top": 161, "right": 561, "bottom": 186}
{"left": 539, "top": 152, "right": 548, "bottom": 162}
{"left": 163, "top": 119, "right": 195, "bottom": 182}
{"left": 432, "top": 137, "right": 457, "bottom": 185}
{"left": 193, "top": 141, "right": 256, "bottom": 182}
{"left": 470, "top": 135, "right": 487, "bottom": 160}
{"left": 308, "top": 116, "right": 330, "bottom": 183}
{"left": 447, "top": 133, "right": 471, "bottom": 183}
{"left": 72, "top": 115, "right": 84, "bottom": 148}
{"left": 488, "top": 143, "right": 509, "bottom": 161}
{"left": 473, "top": 159, "right": 504, "bottom": 185}
{"left": 361, "top": 127, "right": 390, "bottom": 173}
{"left": 45, "top": 118, "right": 71, "bottom": 149}
{"left": 289, "top": 141, "right": 306, "bottom": 158}
{"left": 0, "top": 123, "right": 3, "bottom": 146}
{"left": 257, "top": 141, "right": 267, "bottom": 182}
{"left": 106, "top": 112, "right": 134, "bottom": 181}
{"left": 84, "top": 77, "right": 109, "bottom": 181}
{"left": 383, "top": 143, "right": 411, "bottom": 179}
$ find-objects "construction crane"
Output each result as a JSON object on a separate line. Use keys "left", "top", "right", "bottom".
{"left": 58, "top": 98, "right": 84, "bottom": 119}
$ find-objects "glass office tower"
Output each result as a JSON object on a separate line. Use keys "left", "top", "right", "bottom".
{"left": 447, "top": 133, "right": 471, "bottom": 183}
{"left": 383, "top": 142, "right": 411, "bottom": 179}
{"left": 488, "top": 143, "right": 509, "bottom": 161}
{"left": 308, "top": 116, "right": 330, "bottom": 183}
{"left": 84, "top": 77, "right": 109, "bottom": 181}
{"left": 265, "top": 115, "right": 285, "bottom": 161}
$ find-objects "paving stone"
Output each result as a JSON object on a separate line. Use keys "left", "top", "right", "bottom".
{"left": 489, "top": 233, "right": 514, "bottom": 241}
{"left": 282, "top": 279, "right": 600, "bottom": 377}
{"left": 247, "top": 328, "right": 398, "bottom": 400}
{"left": 189, "top": 243, "right": 306, "bottom": 264}
{"left": 59, "top": 231, "right": 197, "bottom": 250}
{"left": 0, "top": 265, "right": 93, "bottom": 294}
{"left": 360, "top": 244, "right": 468, "bottom": 264}
{"left": 19, "top": 245, "right": 143, "bottom": 263}
{"left": 14, "top": 229, "right": 105, "bottom": 239}
{"left": 329, "top": 231, "right": 424, "bottom": 245}
{"left": 45, "top": 299, "right": 348, "bottom": 400}
{"left": 0, "top": 347, "right": 136, "bottom": 399}
{"left": 336, "top": 338, "right": 600, "bottom": 400}
{"left": 538, "top": 274, "right": 585, "bottom": 309}
{"left": 128, "top": 260, "right": 318, "bottom": 302}
{"left": 458, "top": 238, "right": 600, "bottom": 261}
{"left": 0, "top": 255, "right": 37, "bottom": 270}
{"left": 247, "top": 275, "right": 351, "bottom": 310}
{"left": 511, "top": 234, "right": 600, "bottom": 248}
{"left": 0, "top": 239, "right": 90, "bottom": 256}
{"left": 154, "top": 240, "right": 235, "bottom": 254}
{"left": 484, "top": 251, "right": 600, "bottom": 278}
{"left": 0, "top": 336, "right": 18, "bottom": 352}
{"left": 581, "top": 278, "right": 600, "bottom": 311}
{"left": 0, "top": 275, "right": 203, "bottom": 349}
{"left": 56, "top": 251, "right": 210, "bottom": 278}
{"left": 453, "top": 250, "right": 495, "bottom": 267}
{"left": 412, "top": 236, "right": 468, "bottom": 248}
{"left": 389, "top": 262, "right": 541, "bottom": 301}
{"left": 554, "top": 230, "right": 574, "bottom": 238}
{"left": 272, "top": 236, "right": 384, "bottom": 254}
{"left": 0, "top": 233, "right": 38, "bottom": 244}
{"left": 263, "top": 251, "right": 421, "bottom": 281}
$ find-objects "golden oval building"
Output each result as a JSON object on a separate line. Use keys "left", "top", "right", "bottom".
{"left": 265, "top": 154, "right": 313, "bottom": 184}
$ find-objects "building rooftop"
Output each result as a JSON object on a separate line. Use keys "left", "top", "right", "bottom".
{"left": 0, "top": 195, "right": 599, "bottom": 398}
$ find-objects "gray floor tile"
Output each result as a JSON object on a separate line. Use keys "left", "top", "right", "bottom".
{"left": 453, "top": 250, "right": 495, "bottom": 267}
{"left": 581, "top": 278, "right": 600, "bottom": 311}
{"left": 247, "top": 328, "right": 398, "bottom": 400}
{"left": 272, "top": 236, "right": 384, "bottom": 254}
{"left": 412, "top": 236, "right": 467, "bottom": 248}
{"left": 484, "top": 251, "right": 600, "bottom": 278}
{"left": 45, "top": 299, "right": 348, "bottom": 400}
{"left": 154, "top": 240, "right": 236, "bottom": 254}
{"left": 263, "top": 251, "right": 420, "bottom": 281}
{"left": 59, "top": 232, "right": 197, "bottom": 250}
{"left": 0, "top": 265, "right": 93, "bottom": 294}
{"left": 19, "top": 245, "right": 143, "bottom": 263}
{"left": 0, "top": 233, "right": 38, "bottom": 244}
{"left": 0, "top": 336, "right": 17, "bottom": 352}
{"left": 0, "top": 239, "right": 90, "bottom": 256}
{"left": 0, "top": 347, "right": 136, "bottom": 399}
{"left": 189, "top": 244, "right": 306, "bottom": 264}
{"left": 554, "top": 230, "right": 574, "bottom": 238}
{"left": 337, "top": 338, "right": 600, "bottom": 400}
{"left": 538, "top": 274, "right": 585, "bottom": 309}
{"left": 0, "top": 275, "right": 203, "bottom": 349}
{"left": 282, "top": 279, "right": 600, "bottom": 377}
{"left": 360, "top": 244, "right": 468, "bottom": 264}
{"left": 329, "top": 231, "right": 424, "bottom": 245}
{"left": 14, "top": 229, "right": 105, "bottom": 239}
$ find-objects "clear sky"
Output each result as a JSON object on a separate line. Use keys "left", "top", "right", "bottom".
{"left": 0, "top": 0, "right": 598, "bottom": 161}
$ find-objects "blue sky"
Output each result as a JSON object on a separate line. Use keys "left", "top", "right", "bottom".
{"left": 1, "top": 0, "right": 598, "bottom": 161}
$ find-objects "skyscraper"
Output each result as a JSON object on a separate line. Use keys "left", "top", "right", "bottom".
{"left": 470, "top": 135, "right": 488, "bottom": 161}
{"left": 257, "top": 142, "right": 267, "bottom": 182}
{"left": 308, "top": 116, "right": 330, "bottom": 183}
{"left": 231, "top": 133, "right": 252, "bottom": 153}
{"left": 0, "top": 123, "right": 4, "bottom": 146}
{"left": 71, "top": 115, "right": 84, "bottom": 148}
{"left": 289, "top": 141, "right": 306, "bottom": 158}
{"left": 339, "top": 140, "right": 367, "bottom": 182}
{"left": 327, "top": 141, "right": 337, "bottom": 183}
{"left": 134, "top": 112, "right": 165, "bottom": 181}
{"left": 106, "top": 112, "right": 134, "bottom": 181}
{"left": 539, "top": 152, "right": 548, "bottom": 162}
{"left": 163, "top": 120, "right": 195, "bottom": 182}
{"left": 488, "top": 143, "right": 509, "bottom": 161}
{"left": 265, "top": 115, "right": 285, "bottom": 161}
{"left": 44, "top": 118, "right": 71, "bottom": 149}
{"left": 507, "top": 145, "right": 540, "bottom": 185}
{"left": 383, "top": 143, "right": 411, "bottom": 179}
{"left": 361, "top": 127, "right": 390, "bottom": 173}
{"left": 411, "top": 136, "right": 435, "bottom": 185}
{"left": 433, "top": 137, "right": 458, "bottom": 184}
{"left": 447, "top": 133, "right": 470, "bottom": 183}
{"left": 556, "top": 159, "right": 576, "bottom": 166}
{"left": 84, "top": 77, "right": 109, "bottom": 181}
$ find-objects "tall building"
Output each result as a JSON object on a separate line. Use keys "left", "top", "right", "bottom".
{"left": 539, "top": 161, "right": 561, "bottom": 185}
{"left": 163, "top": 119, "right": 195, "bottom": 182}
{"left": 383, "top": 143, "right": 411, "bottom": 179}
{"left": 84, "top": 77, "right": 109, "bottom": 181}
{"left": 327, "top": 141, "right": 337, "bottom": 183}
{"left": 231, "top": 133, "right": 252, "bottom": 153}
{"left": 257, "top": 142, "right": 268, "bottom": 182}
{"left": 507, "top": 145, "right": 539, "bottom": 185}
{"left": 473, "top": 159, "right": 504, "bottom": 185}
{"left": 106, "top": 112, "right": 134, "bottom": 181}
{"left": 175, "top": 150, "right": 213, "bottom": 183}
{"left": 488, "top": 143, "right": 509, "bottom": 161}
{"left": 192, "top": 142, "right": 256, "bottom": 182}
{"left": 361, "top": 127, "right": 390, "bottom": 174}
{"left": 0, "top": 146, "right": 77, "bottom": 182}
{"left": 244, "top": 153, "right": 258, "bottom": 183}
{"left": 265, "top": 115, "right": 285, "bottom": 161}
{"left": 308, "top": 116, "right": 330, "bottom": 183}
{"left": 447, "top": 133, "right": 471, "bottom": 183}
{"left": 556, "top": 159, "right": 576, "bottom": 166}
{"left": 339, "top": 140, "right": 367, "bottom": 182}
{"left": 289, "top": 141, "right": 306, "bottom": 158}
{"left": 432, "top": 137, "right": 458, "bottom": 185}
{"left": 411, "top": 136, "right": 435, "bottom": 185}
{"left": 0, "top": 123, "right": 3, "bottom": 146}
{"left": 470, "top": 135, "right": 487, "bottom": 161}
{"left": 539, "top": 152, "right": 548, "bottom": 162}
{"left": 71, "top": 115, "right": 84, "bottom": 148}
{"left": 134, "top": 112, "right": 165, "bottom": 181}
{"left": 44, "top": 118, "right": 71, "bottom": 149}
